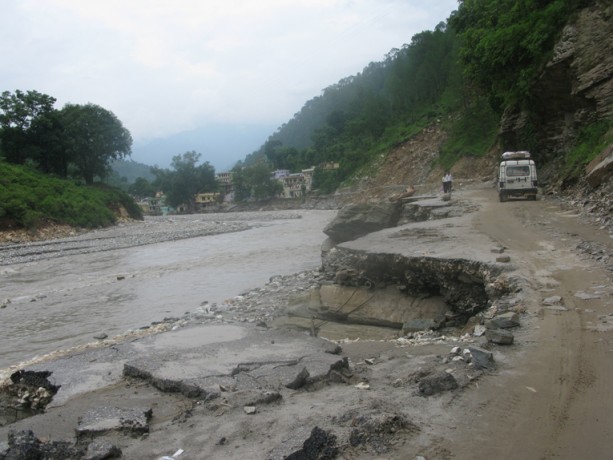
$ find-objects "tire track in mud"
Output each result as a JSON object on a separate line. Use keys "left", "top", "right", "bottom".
{"left": 410, "top": 189, "right": 613, "bottom": 459}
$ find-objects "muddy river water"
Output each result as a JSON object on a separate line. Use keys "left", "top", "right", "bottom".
{"left": 0, "top": 210, "right": 335, "bottom": 369}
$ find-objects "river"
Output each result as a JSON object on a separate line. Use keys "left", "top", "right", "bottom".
{"left": 0, "top": 210, "right": 335, "bottom": 370}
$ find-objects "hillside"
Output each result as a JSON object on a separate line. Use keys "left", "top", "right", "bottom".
{"left": 0, "top": 162, "right": 143, "bottom": 241}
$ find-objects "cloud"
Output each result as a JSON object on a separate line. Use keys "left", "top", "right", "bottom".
{"left": 1, "top": 0, "right": 457, "bottom": 148}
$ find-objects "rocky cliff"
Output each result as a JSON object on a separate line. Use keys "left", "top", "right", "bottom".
{"left": 500, "top": 0, "right": 613, "bottom": 180}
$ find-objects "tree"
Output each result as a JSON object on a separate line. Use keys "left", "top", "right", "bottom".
{"left": 153, "top": 151, "right": 216, "bottom": 212}
{"left": 128, "top": 177, "right": 157, "bottom": 198}
{"left": 0, "top": 90, "right": 57, "bottom": 164}
{"left": 60, "top": 103, "right": 132, "bottom": 184}
{"left": 231, "top": 161, "right": 282, "bottom": 202}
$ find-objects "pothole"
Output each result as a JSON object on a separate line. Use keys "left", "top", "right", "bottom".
{"left": 0, "top": 370, "right": 60, "bottom": 426}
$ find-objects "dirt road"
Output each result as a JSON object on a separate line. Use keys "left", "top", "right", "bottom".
{"left": 410, "top": 188, "right": 613, "bottom": 459}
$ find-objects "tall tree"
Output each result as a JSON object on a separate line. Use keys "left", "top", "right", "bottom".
{"left": 0, "top": 90, "right": 57, "bottom": 164}
{"left": 60, "top": 103, "right": 132, "bottom": 184}
{"left": 153, "top": 151, "right": 216, "bottom": 212}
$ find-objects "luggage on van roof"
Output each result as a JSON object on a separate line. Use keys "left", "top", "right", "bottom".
{"left": 502, "top": 151, "right": 531, "bottom": 160}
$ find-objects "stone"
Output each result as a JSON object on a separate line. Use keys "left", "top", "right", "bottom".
{"left": 575, "top": 291, "right": 601, "bottom": 300}
{"left": 323, "top": 201, "right": 402, "bottom": 243}
{"left": 485, "top": 328, "right": 515, "bottom": 345}
{"left": 83, "top": 440, "right": 122, "bottom": 460}
{"left": 243, "top": 406, "right": 257, "bottom": 415}
{"left": 496, "top": 255, "right": 511, "bottom": 263}
{"left": 285, "top": 367, "right": 310, "bottom": 390}
{"left": 76, "top": 406, "right": 153, "bottom": 439}
{"left": 486, "top": 311, "right": 520, "bottom": 329}
{"left": 473, "top": 324, "right": 487, "bottom": 336}
{"left": 586, "top": 147, "right": 613, "bottom": 188}
{"left": 418, "top": 371, "right": 458, "bottom": 396}
{"left": 468, "top": 347, "right": 495, "bottom": 370}
{"left": 543, "top": 296, "right": 563, "bottom": 306}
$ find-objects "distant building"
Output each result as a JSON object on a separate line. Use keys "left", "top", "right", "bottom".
{"left": 273, "top": 169, "right": 290, "bottom": 179}
{"left": 194, "top": 192, "right": 221, "bottom": 212}
{"left": 320, "top": 162, "right": 340, "bottom": 170}
{"left": 137, "top": 192, "right": 164, "bottom": 215}
{"left": 216, "top": 171, "right": 234, "bottom": 202}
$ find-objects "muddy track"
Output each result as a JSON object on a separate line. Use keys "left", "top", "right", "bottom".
{"left": 408, "top": 188, "right": 613, "bottom": 459}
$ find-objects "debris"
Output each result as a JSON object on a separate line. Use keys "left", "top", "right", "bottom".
{"left": 355, "top": 382, "right": 370, "bottom": 390}
{"left": 243, "top": 406, "right": 257, "bottom": 415}
{"left": 473, "top": 324, "right": 487, "bottom": 336}
{"left": 543, "top": 296, "right": 563, "bottom": 306}
{"left": 486, "top": 311, "right": 520, "bottom": 329}
{"left": 418, "top": 371, "right": 458, "bottom": 396}
{"left": 364, "top": 358, "right": 375, "bottom": 365}
{"left": 485, "top": 328, "right": 514, "bottom": 345}
{"left": 574, "top": 291, "right": 601, "bottom": 300}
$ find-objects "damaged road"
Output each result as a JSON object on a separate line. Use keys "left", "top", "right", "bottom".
{"left": 1, "top": 186, "right": 612, "bottom": 459}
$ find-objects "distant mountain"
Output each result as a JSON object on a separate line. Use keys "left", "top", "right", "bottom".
{"left": 130, "top": 122, "right": 278, "bottom": 171}
{"left": 111, "top": 159, "right": 155, "bottom": 183}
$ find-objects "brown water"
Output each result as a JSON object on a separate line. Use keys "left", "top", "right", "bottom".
{"left": 0, "top": 210, "right": 334, "bottom": 369}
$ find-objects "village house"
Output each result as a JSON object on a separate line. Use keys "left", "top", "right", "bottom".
{"left": 216, "top": 171, "right": 234, "bottom": 202}
{"left": 194, "top": 192, "right": 222, "bottom": 212}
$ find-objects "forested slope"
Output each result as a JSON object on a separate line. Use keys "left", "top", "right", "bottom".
{"left": 245, "top": 0, "right": 612, "bottom": 195}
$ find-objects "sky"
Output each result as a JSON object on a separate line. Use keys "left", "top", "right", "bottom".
{"left": 1, "top": 0, "right": 458, "bottom": 170}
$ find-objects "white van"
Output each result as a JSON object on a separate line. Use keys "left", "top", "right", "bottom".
{"left": 497, "top": 151, "right": 538, "bottom": 202}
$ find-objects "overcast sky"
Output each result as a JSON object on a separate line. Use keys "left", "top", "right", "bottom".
{"left": 2, "top": 0, "right": 458, "bottom": 169}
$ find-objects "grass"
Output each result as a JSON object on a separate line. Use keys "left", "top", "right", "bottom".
{"left": 0, "top": 161, "right": 143, "bottom": 230}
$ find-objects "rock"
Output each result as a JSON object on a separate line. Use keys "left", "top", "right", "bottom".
{"left": 574, "top": 291, "right": 601, "bottom": 300}
{"left": 285, "top": 367, "right": 310, "bottom": 390}
{"left": 76, "top": 406, "right": 153, "bottom": 439}
{"left": 323, "top": 202, "right": 402, "bottom": 243}
{"left": 473, "top": 324, "right": 487, "bottom": 336}
{"left": 243, "top": 406, "right": 257, "bottom": 415}
{"left": 93, "top": 333, "right": 108, "bottom": 340}
{"left": 486, "top": 328, "right": 515, "bottom": 345}
{"left": 4, "top": 430, "right": 84, "bottom": 459}
{"left": 83, "top": 440, "right": 122, "bottom": 460}
{"left": 468, "top": 347, "right": 495, "bottom": 370}
{"left": 586, "top": 147, "right": 613, "bottom": 188}
{"left": 486, "top": 311, "right": 520, "bottom": 329}
{"left": 496, "top": 255, "right": 511, "bottom": 263}
{"left": 355, "top": 382, "right": 370, "bottom": 390}
{"left": 543, "top": 295, "right": 563, "bottom": 306}
{"left": 418, "top": 371, "right": 458, "bottom": 396}
{"left": 284, "top": 426, "right": 339, "bottom": 460}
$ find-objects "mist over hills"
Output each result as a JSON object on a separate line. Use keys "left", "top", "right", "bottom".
{"left": 130, "top": 122, "right": 278, "bottom": 172}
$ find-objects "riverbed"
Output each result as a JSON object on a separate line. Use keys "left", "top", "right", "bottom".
{"left": 0, "top": 210, "right": 335, "bottom": 369}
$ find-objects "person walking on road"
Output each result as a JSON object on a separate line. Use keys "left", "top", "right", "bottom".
{"left": 442, "top": 171, "right": 452, "bottom": 194}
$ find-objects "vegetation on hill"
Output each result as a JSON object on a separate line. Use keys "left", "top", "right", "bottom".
{"left": 0, "top": 90, "right": 144, "bottom": 229}
{"left": 0, "top": 161, "right": 142, "bottom": 230}
{"left": 238, "top": 0, "right": 605, "bottom": 193}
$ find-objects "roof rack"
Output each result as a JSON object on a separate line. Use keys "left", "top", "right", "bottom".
{"left": 502, "top": 151, "right": 531, "bottom": 160}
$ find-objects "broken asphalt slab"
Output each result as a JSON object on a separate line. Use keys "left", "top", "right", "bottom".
{"left": 7, "top": 324, "right": 345, "bottom": 409}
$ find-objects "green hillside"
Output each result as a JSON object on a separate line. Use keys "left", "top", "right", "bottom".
{"left": 243, "top": 0, "right": 610, "bottom": 194}
{"left": 0, "top": 161, "right": 142, "bottom": 230}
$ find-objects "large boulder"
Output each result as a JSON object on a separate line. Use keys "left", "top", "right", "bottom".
{"left": 323, "top": 202, "right": 402, "bottom": 243}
